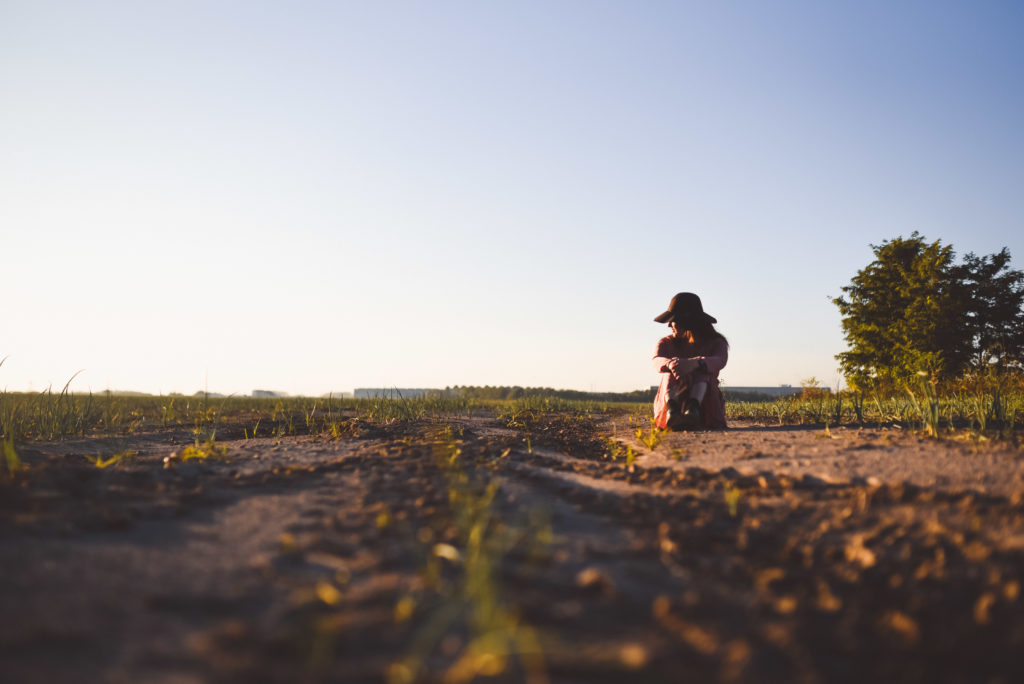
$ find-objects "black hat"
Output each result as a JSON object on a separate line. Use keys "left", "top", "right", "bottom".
{"left": 654, "top": 292, "right": 717, "bottom": 326}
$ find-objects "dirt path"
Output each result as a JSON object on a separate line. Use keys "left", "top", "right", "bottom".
{"left": 653, "top": 420, "right": 1024, "bottom": 498}
{"left": 2, "top": 415, "right": 1023, "bottom": 683}
{"left": 0, "top": 434, "right": 390, "bottom": 682}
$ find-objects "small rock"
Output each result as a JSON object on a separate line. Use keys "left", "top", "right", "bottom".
{"left": 719, "top": 467, "right": 742, "bottom": 480}
{"left": 799, "top": 473, "right": 831, "bottom": 488}
{"left": 619, "top": 643, "right": 648, "bottom": 668}
{"left": 576, "top": 566, "right": 616, "bottom": 596}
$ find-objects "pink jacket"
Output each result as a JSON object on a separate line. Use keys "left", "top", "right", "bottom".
{"left": 652, "top": 334, "right": 729, "bottom": 429}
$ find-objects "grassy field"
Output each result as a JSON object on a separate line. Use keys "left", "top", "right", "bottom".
{"left": 727, "top": 389, "right": 1023, "bottom": 436}
{"left": 2, "top": 385, "right": 1022, "bottom": 446}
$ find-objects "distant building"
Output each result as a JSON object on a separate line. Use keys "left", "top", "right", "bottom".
{"left": 353, "top": 388, "right": 439, "bottom": 399}
{"left": 252, "top": 390, "right": 288, "bottom": 398}
{"left": 321, "top": 391, "right": 354, "bottom": 399}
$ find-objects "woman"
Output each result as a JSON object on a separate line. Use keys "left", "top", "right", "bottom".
{"left": 652, "top": 292, "right": 729, "bottom": 430}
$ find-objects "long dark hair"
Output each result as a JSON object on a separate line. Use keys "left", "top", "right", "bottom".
{"left": 675, "top": 320, "right": 728, "bottom": 353}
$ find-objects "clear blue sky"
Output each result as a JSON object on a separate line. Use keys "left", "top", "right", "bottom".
{"left": 3, "top": 1, "right": 1022, "bottom": 396}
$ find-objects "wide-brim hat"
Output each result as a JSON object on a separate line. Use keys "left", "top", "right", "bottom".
{"left": 654, "top": 292, "right": 717, "bottom": 326}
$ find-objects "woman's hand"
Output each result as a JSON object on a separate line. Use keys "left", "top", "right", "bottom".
{"left": 668, "top": 358, "right": 699, "bottom": 375}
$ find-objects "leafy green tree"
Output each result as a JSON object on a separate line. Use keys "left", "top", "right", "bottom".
{"left": 834, "top": 234, "right": 1024, "bottom": 390}
{"left": 833, "top": 234, "right": 957, "bottom": 388}
{"left": 834, "top": 234, "right": 963, "bottom": 388}
{"left": 955, "top": 249, "right": 1024, "bottom": 373}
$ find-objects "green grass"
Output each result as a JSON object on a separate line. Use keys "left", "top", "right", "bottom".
{"left": 635, "top": 419, "right": 667, "bottom": 450}
{"left": 387, "top": 427, "right": 546, "bottom": 683}
{"left": 726, "top": 389, "right": 1023, "bottom": 437}
{"left": 0, "top": 391, "right": 488, "bottom": 443}
{"left": 2, "top": 381, "right": 1021, "bottom": 446}
{"left": 3, "top": 435, "right": 21, "bottom": 476}
{"left": 89, "top": 450, "right": 138, "bottom": 469}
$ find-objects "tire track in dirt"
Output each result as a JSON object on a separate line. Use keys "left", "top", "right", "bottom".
{"left": 0, "top": 434, "right": 399, "bottom": 683}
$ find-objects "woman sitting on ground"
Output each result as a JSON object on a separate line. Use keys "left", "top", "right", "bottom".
{"left": 652, "top": 292, "right": 729, "bottom": 430}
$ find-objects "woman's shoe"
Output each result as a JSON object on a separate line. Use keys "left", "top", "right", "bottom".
{"left": 666, "top": 398, "right": 686, "bottom": 430}
{"left": 681, "top": 398, "right": 703, "bottom": 428}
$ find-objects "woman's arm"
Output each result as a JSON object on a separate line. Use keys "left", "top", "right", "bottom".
{"left": 652, "top": 337, "right": 676, "bottom": 374}
{"left": 653, "top": 338, "right": 700, "bottom": 376}
{"left": 693, "top": 338, "right": 728, "bottom": 374}
{"left": 655, "top": 336, "right": 727, "bottom": 376}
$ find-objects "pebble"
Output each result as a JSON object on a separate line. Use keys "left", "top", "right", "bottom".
{"left": 800, "top": 473, "right": 832, "bottom": 488}
{"left": 576, "top": 566, "right": 617, "bottom": 596}
{"left": 719, "top": 467, "right": 742, "bottom": 480}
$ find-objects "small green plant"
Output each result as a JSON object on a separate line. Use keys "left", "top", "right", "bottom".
{"left": 831, "top": 390, "right": 844, "bottom": 425}
{"left": 387, "top": 425, "right": 546, "bottom": 684}
{"left": 634, "top": 420, "right": 666, "bottom": 450}
{"left": 906, "top": 371, "right": 941, "bottom": 438}
{"left": 973, "top": 395, "right": 989, "bottom": 432}
{"left": 1004, "top": 404, "right": 1018, "bottom": 440}
{"left": 90, "top": 450, "right": 137, "bottom": 469}
{"left": 3, "top": 436, "right": 22, "bottom": 476}
{"left": 724, "top": 486, "right": 741, "bottom": 517}
{"left": 850, "top": 390, "right": 865, "bottom": 423}
{"left": 602, "top": 437, "right": 623, "bottom": 460}
{"left": 873, "top": 394, "right": 886, "bottom": 423}
{"left": 244, "top": 417, "right": 262, "bottom": 440}
{"left": 179, "top": 437, "right": 227, "bottom": 461}
{"left": 161, "top": 397, "right": 177, "bottom": 427}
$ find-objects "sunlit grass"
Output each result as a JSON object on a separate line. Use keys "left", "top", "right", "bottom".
{"left": 386, "top": 426, "right": 548, "bottom": 683}
{"left": 89, "top": 450, "right": 138, "bottom": 469}
{"left": 0, "top": 390, "right": 486, "bottom": 443}
{"left": 3, "top": 435, "right": 21, "bottom": 476}
{"left": 1, "top": 372, "right": 1021, "bottom": 447}
{"left": 635, "top": 419, "right": 667, "bottom": 450}
{"left": 726, "top": 390, "right": 1023, "bottom": 436}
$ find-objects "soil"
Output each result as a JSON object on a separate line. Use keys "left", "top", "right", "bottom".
{"left": 2, "top": 413, "right": 1023, "bottom": 683}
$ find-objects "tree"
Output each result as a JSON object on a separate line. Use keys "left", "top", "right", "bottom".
{"left": 833, "top": 233, "right": 967, "bottom": 389}
{"left": 955, "top": 249, "right": 1024, "bottom": 373}
{"left": 833, "top": 234, "right": 1024, "bottom": 389}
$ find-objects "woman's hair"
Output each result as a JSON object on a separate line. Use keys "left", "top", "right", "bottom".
{"left": 684, "top": 320, "right": 729, "bottom": 350}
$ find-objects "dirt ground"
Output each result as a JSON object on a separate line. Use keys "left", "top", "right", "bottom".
{"left": 2, "top": 413, "right": 1023, "bottom": 683}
